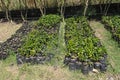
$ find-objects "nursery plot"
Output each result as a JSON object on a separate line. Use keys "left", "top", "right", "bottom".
{"left": 102, "top": 16, "right": 120, "bottom": 46}
{"left": 17, "top": 15, "right": 61, "bottom": 64}
{"left": 64, "top": 17, "right": 107, "bottom": 74}
{"left": 0, "top": 14, "right": 109, "bottom": 75}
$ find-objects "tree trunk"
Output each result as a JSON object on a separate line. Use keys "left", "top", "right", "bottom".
{"left": 43, "top": 0, "right": 46, "bottom": 15}
{"left": 83, "top": 0, "right": 89, "bottom": 16}
{"left": 1, "top": 0, "right": 10, "bottom": 21}
{"left": 25, "top": 0, "right": 28, "bottom": 20}
{"left": 19, "top": 0, "right": 25, "bottom": 21}
{"left": 104, "top": 0, "right": 112, "bottom": 16}
{"left": 57, "top": 0, "right": 66, "bottom": 19}
{"left": 5, "top": 9, "right": 9, "bottom": 20}
{"left": 99, "top": 0, "right": 103, "bottom": 14}
{"left": 34, "top": 0, "right": 37, "bottom": 8}
{"left": 37, "top": 0, "right": 46, "bottom": 16}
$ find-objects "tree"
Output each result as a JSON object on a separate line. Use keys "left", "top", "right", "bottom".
{"left": 83, "top": 0, "right": 89, "bottom": 16}
{"left": 23, "top": 0, "right": 28, "bottom": 21}
{"left": 98, "top": 0, "right": 112, "bottom": 15}
{"left": 36, "top": 0, "right": 46, "bottom": 16}
{"left": 0, "top": 0, "right": 11, "bottom": 20}
{"left": 27, "top": 0, "right": 36, "bottom": 8}
{"left": 104, "top": 0, "right": 112, "bottom": 15}
{"left": 19, "top": 0, "right": 23, "bottom": 21}
{"left": 57, "top": 0, "right": 66, "bottom": 20}
{"left": 0, "top": 1, "right": 2, "bottom": 9}
{"left": 33, "top": 0, "right": 37, "bottom": 8}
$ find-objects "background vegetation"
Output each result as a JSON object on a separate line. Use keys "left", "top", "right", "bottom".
{"left": 0, "top": 0, "right": 119, "bottom": 11}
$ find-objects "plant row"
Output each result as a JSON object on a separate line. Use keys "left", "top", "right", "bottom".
{"left": 102, "top": 16, "right": 120, "bottom": 45}
{"left": 17, "top": 14, "right": 61, "bottom": 64}
{"left": 64, "top": 17, "right": 107, "bottom": 74}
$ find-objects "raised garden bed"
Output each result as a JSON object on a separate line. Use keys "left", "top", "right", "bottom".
{"left": 64, "top": 17, "right": 108, "bottom": 74}
{"left": 102, "top": 16, "right": 120, "bottom": 46}
{"left": 17, "top": 14, "right": 61, "bottom": 64}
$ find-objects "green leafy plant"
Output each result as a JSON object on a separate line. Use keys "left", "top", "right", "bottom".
{"left": 65, "top": 17, "right": 107, "bottom": 62}
{"left": 18, "top": 29, "right": 48, "bottom": 57}
{"left": 102, "top": 15, "right": 120, "bottom": 45}
{"left": 18, "top": 15, "right": 60, "bottom": 58}
{"left": 37, "top": 14, "right": 61, "bottom": 27}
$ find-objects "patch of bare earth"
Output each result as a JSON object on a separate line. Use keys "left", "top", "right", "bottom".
{"left": 0, "top": 22, "right": 22, "bottom": 43}
{"left": 5, "top": 66, "right": 19, "bottom": 76}
{"left": 94, "top": 29, "right": 104, "bottom": 40}
{"left": 89, "top": 21, "right": 105, "bottom": 40}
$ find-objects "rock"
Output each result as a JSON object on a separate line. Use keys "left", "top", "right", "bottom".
{"left": 92, "top": 68, "right": 99, "bottom": 73}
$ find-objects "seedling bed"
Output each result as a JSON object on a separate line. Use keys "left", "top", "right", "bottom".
{"left": 102, "top": 16, "right": 120, "bottom": 46}
{"left": 17, "top": 15, "right": 61, "bottom": 64}
{"left": 64, "top": 17, "right": 108, "bottom": 74}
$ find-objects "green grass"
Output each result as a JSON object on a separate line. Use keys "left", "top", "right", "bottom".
{"left": 58, "top": 21, "right": 66, "bottom": 57}
{"left": 90, "top": 21, "right": 120, "bottom": 74}
{"left": 1, "top": 57, "right": 120, "bottom": 80}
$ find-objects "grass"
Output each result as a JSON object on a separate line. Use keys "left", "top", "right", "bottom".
{"left": 1, "top": 56, "right": 120, "bottom": 80}
{"left": 58, "top": 21, "right": 66, "bottom": 57}
{"left": 89, "top": 21, "right": 120, "bottom": 74}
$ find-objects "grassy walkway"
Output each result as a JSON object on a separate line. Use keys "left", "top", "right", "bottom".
{"left": 89, "top": 21, "right": 120, "bottom": 73}
{"left": 58, "top": 21, "right": 66, "bottom": 56}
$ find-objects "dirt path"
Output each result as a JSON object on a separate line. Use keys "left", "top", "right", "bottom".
{"left": 89, "top": 21, "right": 120, "bottom": 73}
{"left": 0, "top": 22, "right": 22, "bottom": 43}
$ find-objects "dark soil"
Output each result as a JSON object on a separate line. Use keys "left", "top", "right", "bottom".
{"left": 0, "top": 22, "right": 34, "bottom": 59}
